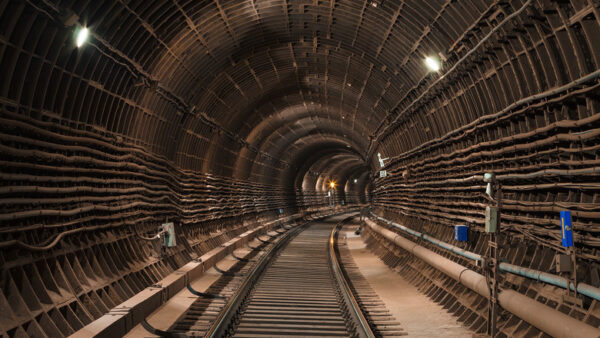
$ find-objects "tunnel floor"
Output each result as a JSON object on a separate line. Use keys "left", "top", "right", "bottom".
{"left": 126, "top": 218, "right": 473, "bottom": 337}
{"left": 343, "top": 224, "right": 473, "bottom": 337}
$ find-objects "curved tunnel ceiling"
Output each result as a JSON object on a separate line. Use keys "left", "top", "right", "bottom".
{"left": 0, "top": 0, "right": 598, "bottom": 235}
{"left": 3, "top": 0, "right": 598, "bottom": 180}
{"left": 0, "top": 0, "right": 503, "bottom": 182}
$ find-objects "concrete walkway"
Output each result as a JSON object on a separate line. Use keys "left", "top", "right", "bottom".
{"left": 344, "top": 225, "right": 473, "bottom": 337}
{"left": 125, "top": 244, "right": 257, "bottom": 337}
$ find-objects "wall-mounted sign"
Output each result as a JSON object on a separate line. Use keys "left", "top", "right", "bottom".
{"left": 560, "top": 211, "right": 573, "bottom": 247}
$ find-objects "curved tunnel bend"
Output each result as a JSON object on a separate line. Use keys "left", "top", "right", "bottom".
{"left": 1, "top": 0, "right": 600, "bottom": 337}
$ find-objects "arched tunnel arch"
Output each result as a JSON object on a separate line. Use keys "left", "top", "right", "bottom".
{"left": 1, "top": 0, "right": 600, "bottom": 336}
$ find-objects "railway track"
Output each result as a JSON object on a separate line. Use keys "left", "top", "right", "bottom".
{"left": 147, "top": 215, "right": 405, "bottom": 337}
{"left": 230, "top": 222, "right": 354, "bottom": 337}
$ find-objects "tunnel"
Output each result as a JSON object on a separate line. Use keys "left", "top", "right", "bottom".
{"left": 1, "top": 0, "right": 600, "bottom": 337}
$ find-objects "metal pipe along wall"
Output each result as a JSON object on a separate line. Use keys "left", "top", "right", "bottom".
{"left": 371, "top": 213, "right": 600, "bottom": 302}
{"left": 364, "top": 218, "right": 600, "bottom": 338}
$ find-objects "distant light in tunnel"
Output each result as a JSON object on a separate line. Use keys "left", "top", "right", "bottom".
{"left": 425, "top": 56, "right": 441, "bottom": 72}
{"left": 76, "top": 27, "right": 89, "bottom": 47}
{"left": 354, "top": 179, "right": 358, "bottom": 183}
{"left": 329, "top": 181, "right": 336, "bottom": 189}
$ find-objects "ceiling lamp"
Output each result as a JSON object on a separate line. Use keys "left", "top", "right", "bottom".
{"left": 425, "top": 56, "right": 441, "bottom": 72}
{"left": 76, "top": 27, "right": 89, "bottom": 48}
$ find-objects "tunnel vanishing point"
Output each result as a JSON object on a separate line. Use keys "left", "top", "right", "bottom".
{"left": 1, "top": 0, "right": 600, "bottom": 337}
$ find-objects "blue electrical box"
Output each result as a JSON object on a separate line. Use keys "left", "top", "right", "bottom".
{"left": 455, "top": 225, "right": 468, "bottom": 242}
{"left": 560, "top": 211, "right": 573, "bottom": 247}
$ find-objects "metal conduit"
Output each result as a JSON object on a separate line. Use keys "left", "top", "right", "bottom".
{"left": 498, "top": 263, "right": 600, "bottom": 303}
{"left": 364, "top": 218, "right": 600, "bottom": 338}
{"left": 380, "top": 68, "right": 600, "bottom": 167}
{"left": 369, "top": 213, "right": 600, "bottom": 302}
{"left": 370, "top": 214, "right": 483, "bottom": 261}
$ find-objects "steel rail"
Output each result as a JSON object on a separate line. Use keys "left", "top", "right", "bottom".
{"left": 204, "top": 222, "right": 305, "bottom": 338}
{"left": 329, "top": 217, "right": 376, "bottom": 338}
{"left": 204, "top": 212, "right": 373, "bottom": 337}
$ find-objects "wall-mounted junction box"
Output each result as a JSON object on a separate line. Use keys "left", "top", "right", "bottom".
{"left": 454, "top": 225, "right": 468, "bottom": 241}
{"left": 556, "top": 254, "right": 573, "bottom": 273}
{"left": 161, "top": 222, "right": 176, "bottom": 247}
{"left": 485, "top": 206, "right": 498, "bottom": 233}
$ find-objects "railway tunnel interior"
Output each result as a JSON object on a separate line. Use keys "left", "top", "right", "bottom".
{"left": 1, "top": 0, "right": 600, "bottom": 336}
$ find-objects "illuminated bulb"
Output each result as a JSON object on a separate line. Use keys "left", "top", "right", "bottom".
{"left": 329, "top": 181, "right": 336, "bottom": 189}
{"left": 76, "top": 27, "right": 89, "bottom": 47}
{"left": 425, "top": 56, "right": 441, "bottom": 72}
{"left": 354, "top": 179, "right": 358, "bottom": 183}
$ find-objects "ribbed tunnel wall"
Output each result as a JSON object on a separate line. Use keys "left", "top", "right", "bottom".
{"left": 0, "top": 0, "right": 599, "bottom": 336}
{"left": 369, "top": 0, "right": 600, "bottom": 334}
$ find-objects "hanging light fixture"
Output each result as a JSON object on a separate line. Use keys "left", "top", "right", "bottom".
{"left": 76, "top": 27, "right": 89, "bottom": 48}
{"left": 425, "top": 56, "right": 441, "bottom": 72}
